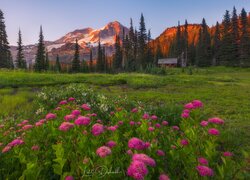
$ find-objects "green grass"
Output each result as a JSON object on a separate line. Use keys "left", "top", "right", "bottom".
{"left": 0, "top": 67, "right": 250, "bottom": 151}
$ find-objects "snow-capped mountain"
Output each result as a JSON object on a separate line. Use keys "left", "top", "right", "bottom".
{"left": 11, "top": 21, "right": 129, "bottom": 64}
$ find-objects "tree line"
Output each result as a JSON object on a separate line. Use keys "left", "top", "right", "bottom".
{"left": 1, "top": 7, "right": 250, "bottom": 73}
{"left": 168, "top": 7, "right": 250, "bottom": 67}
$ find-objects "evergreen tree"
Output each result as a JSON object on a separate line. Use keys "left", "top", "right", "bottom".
{"left": 134, "top": 28, "right": 139, "bottom": 68}
{"left": 155, "top": 41, "right": 163, "bottom": 65}
{"left": 195, "top": 18, "right": 212, "bottom": 67}
{"left": 72, "top": 39, "right": 80, "bottom": 72}
{"left": 0, "top": 9, "right": 12, "bottom": 68}
{"left": 183, "top": 20, "right": 189, "bottom": 66}
{"left": 81, "top": 58, "right": 88, "bottom": 73}
{"left": 146, "top": 29, "right": 154, "bottom": 65}
{"left": 45, "top": 51, "right": 49, "bottom": 71}
{"left": 219, "top": 10, "right": 234, "bottom": 66}
{"left": 113, "top": 35, "right": 122, "bottom": 71}
{"left": 231, "top": 6, "right": 240, "bottom": 66}
{"left": 55, "top": 54, "right": 61, "bottom": 72}
{"left": 176, "top": 21, "right": 182, "bottom": 66}
{"left": 16, "top": 29, "right": 26, "bottom": 69}
{"left": 138, "top": 13, "right": 147, "bottom": 68}
{"left": 96, "top": 39, "right": 103, "bottom": 72}
{"left": 239, "top": 8, "right": 250, "bottom": 67}
{"left": 34, "top": 26, "right": 46, "bottom": 71}
{"left": 89, "top": 48, "right": 94, "bottom": 72}
{"left": 212, "top": 22, "right": 221, "bottom": 66}
{"left": 102, "top": 47, "right": 107, "bottom": 72}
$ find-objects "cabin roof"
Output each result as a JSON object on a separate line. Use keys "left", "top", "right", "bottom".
{"left": 158, "top": 58, "right": 178, "bottom": 64}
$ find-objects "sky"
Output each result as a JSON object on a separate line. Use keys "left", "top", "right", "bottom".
{"left": 1, "top": 0, "right": 250, "bottom": 45}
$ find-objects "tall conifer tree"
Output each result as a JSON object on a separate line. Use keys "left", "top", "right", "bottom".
{"left": 16, "top": 29, "right": 26, "bottom": 69}
{"left": 72, "top": 39, "right": 80, "bottom": 72}
{"left": 239, "top": 8, "right": 250, "bottom": 66}
{"left": 55, "top": 54, "right": 61, "bottom": 72}
{"left": 0, "top": 9, "right": 12, "bottom": 68}
{"left": 34, "top": 26, "right": 46, "bottom": 71}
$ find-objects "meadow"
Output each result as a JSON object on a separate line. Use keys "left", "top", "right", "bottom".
{"left": 0, "top": 67, "right": 250, "bottom": 179}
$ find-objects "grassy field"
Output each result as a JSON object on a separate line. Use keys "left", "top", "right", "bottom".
{"left": 0, "top": 67, "right": 250, "bottom": 152}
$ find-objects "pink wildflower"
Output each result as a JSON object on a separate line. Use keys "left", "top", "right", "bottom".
{"left": 31, "top": 145, "right": 40, "bottom": 151}
{"left": 8, "top": 139, "right": 24, "bottom": 147}
{"left": 46, "top": 113, "right": 56, "bottom": 120}
{"left": 181, "top": 112, "right": 189, "bottom": 118}
{"left": 142, "top": 113, "right": 150, "bottom": 120}
{"left": 96, "top": 146, "right": 112, "bottom": 158}
{"left": 131, "top": 108, "right": 138, "bottom": 113}
{"left": 71, "top": 110, "right": 81, "bottom": 116}
{"left": 106, "top": 141, "right": 116, "bottom": 148}
{"left": 130, "top": 121, "right": 135, "bottom": 126}
{"left": 172, "top": 126, "right": 179, "bottom": 131}
{"left": 184, "top": 103, "right": 194, "bottom": 109}
{"left": 148, "top": 127, "right": 155, "bottom": 132}
{"left": 127, "top": 149, "right": 133, "bottom": 156}
{"left": 156, "top": 150, "right": 165, "bottom": 156}
{"left": 91, "top": 123, "right": 105, "bottom": 136}
{"left": 128, "top": 137, "right": 147, "bottom": 150}
{"left": 159, "top": 174, "right": 170, "bottom": 180}
{"left": 192, "top": 100, "right": 203, "bottom": 108}
{"left": 200, "top": 120, "right": 208, "bottom": 127}
{"left": 208, "top": 128, "right": 220, "bottom": 136}
{"left": 132, "top": 153, "right": 156, "bottom": 167}
{"left": 107, "top": 126, "right": 118, "bottom": 131}
{"left": 59, "top": 100, "right": 67, "bottom": 105}
{"left": 2, "top": 146, "right": 11, "bottom": 153}
{"left": 64, "top": 114, "right": 76, "bottom": 121}
{"left": 198, "top": 157, "right": 208, "bottom": 165}
{"left": 144, "top": 142, "right": 151, "bottom": 148}
{"left": 208, "top": 117, "right": 225, "bottom": 125}
{"left": 55, "top": 107, "right": 62, "bottom": 111}
{"left": 127, "top": 160, "right": 148, "bottom": 180}
{"left": 155, "top": 123, "right": 161, "bottom": 128}
{"left": 223, "top": 151, "right": 233, "bottom": 157}
{"left": 162, "top": 121, "right": 168, "bottom": 126}
{"left": 181, "top": 139, "right": 189, "bottom": 146}
{"left": 59, "top": 122, "right": 74, "bottom": 131}
{"left": 22, "top": 124, "right": 33, "bottom": 130}
{"left": 81, "top": 104, "right": 91, "bottom": 111}
{"left": 68, "top": 97, "right": 75, "bottom": 102}
{"left": 74, "top": 116, "right": 91, "bottom": 126}
{"left": 196, "top": 165, "right": 214, "bottom": 177}
{"left": 151, "top": 115, "right": 158, "bottom": 120}
{"left": 65, "top": 176, "right": 74, "bottom": 180}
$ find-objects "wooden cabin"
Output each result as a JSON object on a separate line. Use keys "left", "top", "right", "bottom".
{"left": 158, "top": 58, "right": 178, "bottom": 67}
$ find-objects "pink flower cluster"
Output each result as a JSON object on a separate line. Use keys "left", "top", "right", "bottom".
{"left": 208, "top": 128, "right": 220, "bottom": 136}
{"left": 198, "top": 157, "right": 208, "bottom": 165}
{"left": 45, "top": 113, "right": 56, "bottom": 120}
{"left": 132, "top": 154, "right": 156, "bottom": 167}
{"left": 208, "top": 117, "right": 225, "bottom": 125}
{"left": 127, "top": 153, "right": 156, "bottom": 179}
{"left": 74, "top": 116, "right": 91, "bottom": 126}
{"left": 91, "top": 123, "right": 104, "bottom": 136}
{"left": 96, "top": 146, "right": 112, "bottom": 158}
{"left": 127, "top": 160, "right": 148, "bottom": 180}
{"left": 81, "top": 104, "right": 91, "bottom": 111}
{"left": 59, "top": 122, "right": 74, "bottom": 131}
{"left": 196, "top": 165, "right": 214, "bottom": 177}
{"left": 128, "top": 137, "right": 148, "bottom": 150}
{"left": 35, "top": 119, "right": 46, "bottom": 127}
{"left": 106, "top": 140, "right": 116, "bottom": 148}
{"left": 64, "top": 114, "right": 76, "bottom": 121}
{"left": 159, "top": 174, "right": 170, "bottom": 180}
{"left": 2, "top": 138, "right": 24, "bottom": 153}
